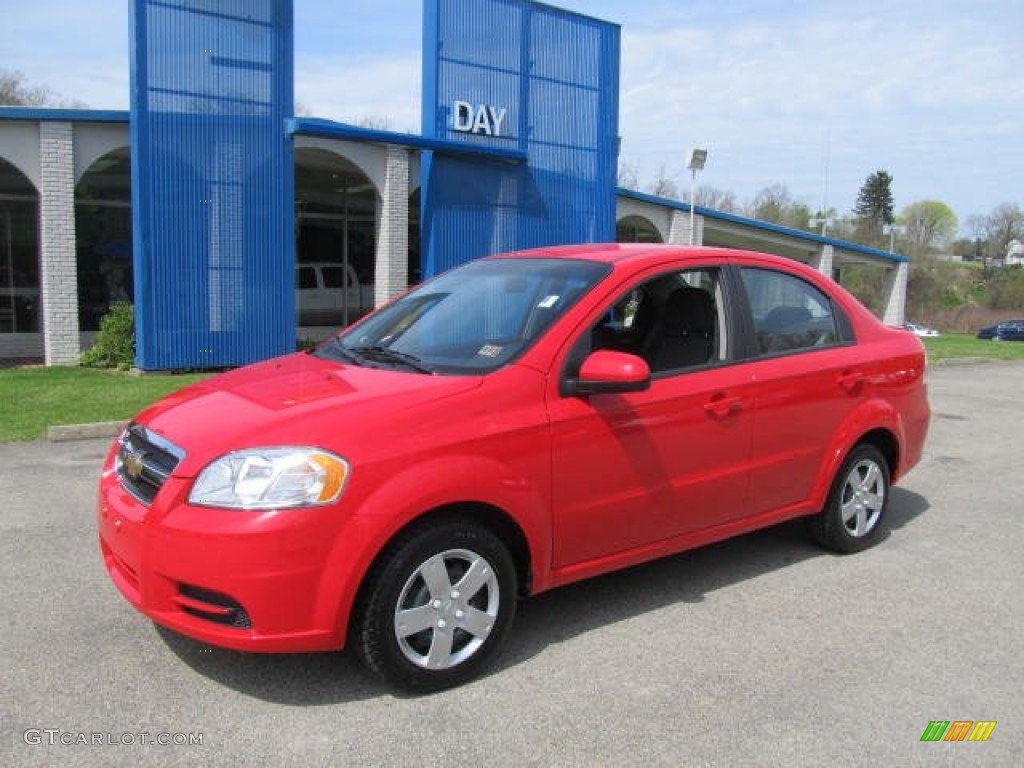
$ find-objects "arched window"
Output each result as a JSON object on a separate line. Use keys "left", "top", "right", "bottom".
{"left": 294, "top": 148, "right": 379, "bottom": 327}
{"left": 0, "top": 157, "right": 39, "bottom": 334}
{"left": 75, "top": 147, "right": 132, "bottom": 331}
{"left": 615, "top": 215, "right": 663, "bottom": 243}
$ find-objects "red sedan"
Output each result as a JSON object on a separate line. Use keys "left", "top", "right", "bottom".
{"left": 98, "top": 244, "right": 930, "bottom": 692}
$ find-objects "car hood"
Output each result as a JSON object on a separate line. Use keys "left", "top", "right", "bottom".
{"left": 135, "top": 352, "right": 483, "bottom": 477}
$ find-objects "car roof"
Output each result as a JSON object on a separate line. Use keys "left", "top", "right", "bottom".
{"left": 486, "top": 243, "right": 839, "bottom": 288}
{"left": 490, "top": 242, "right": 761, "bottom": 266}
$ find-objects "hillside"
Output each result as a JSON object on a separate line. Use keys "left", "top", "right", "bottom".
{"left": 842, "top": 261, "right": 1024, "bottom": 332}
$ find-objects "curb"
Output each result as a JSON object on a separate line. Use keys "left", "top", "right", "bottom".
{"left": 929, "top": 356, "right": 1014, "bottom": 367}
{"left": 47, "top": 420, "right": 127, "bottom": 443}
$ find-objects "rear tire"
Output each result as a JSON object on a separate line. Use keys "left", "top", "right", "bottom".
{"left": 349, "top": 516, "right": 518, "bottom": 693}
{"left": 808, "top": 444, "right": 890, "bottom": 554}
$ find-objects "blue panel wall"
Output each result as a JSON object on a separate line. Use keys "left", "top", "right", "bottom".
{"left": 130, "top": 0, "right": 294, "bottom": 369}
{"left": 421, "top": 0, "right": 620, "bottom": 277}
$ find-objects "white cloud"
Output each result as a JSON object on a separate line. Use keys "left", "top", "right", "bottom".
{"left": 612, "top": 1, "right": 1024, "bottom": 218}
{"left": 296, "top": 54, "right": 421, "bottom": 132}
{"left": 4, "top": 0, "right": 1022, "bottom": 222}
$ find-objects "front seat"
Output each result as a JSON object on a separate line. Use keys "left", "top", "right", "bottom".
{"left": 651, "top": 286, "right": 716, "bottom": 371}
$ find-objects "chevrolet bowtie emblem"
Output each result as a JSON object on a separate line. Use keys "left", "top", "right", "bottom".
{"left": 122, "top": 449, "right": 145, "bottom": 480}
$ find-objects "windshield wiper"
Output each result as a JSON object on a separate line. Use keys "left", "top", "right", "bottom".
{"left": 315, "top": 338, "right": 363, "bottom": 365}
{"left": 349, "top": 346, "right": 435, "bottom": 374}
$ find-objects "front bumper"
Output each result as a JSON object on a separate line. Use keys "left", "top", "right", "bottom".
{"left": 97, "top": 446, "right": 351, "bottom": 653}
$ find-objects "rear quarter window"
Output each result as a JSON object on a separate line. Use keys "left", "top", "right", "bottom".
{"left": 741, "top": 267, "right": 849, "bottom": 355}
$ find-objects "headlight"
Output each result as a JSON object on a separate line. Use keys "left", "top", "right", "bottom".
{"left": 189, "top": 448, "right": 349, "bottom": 510}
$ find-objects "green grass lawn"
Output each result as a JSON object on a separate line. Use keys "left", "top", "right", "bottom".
{"left": 921, "top": 333, "right": 1024, "bottom": 363}
{"left": 0, "top": 367, "right": 210, "bottom": 442}
{"left": 0, "top": 335, "right": 1020, "bottom": 442}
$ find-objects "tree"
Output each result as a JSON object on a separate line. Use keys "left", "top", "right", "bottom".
{"left": 749, "top": 184, "right": 793, "bottom": 224}
{"left": 646, "top": 164, "right": 679, "bottom": 199}
{"left": 987, "top": 267, "right": 1024, "bottom": 309}
{"left": 0, "top": 68, "right": 84, "bottom": 108}
{"left": 356, "top": 115, "right": 393, "bottom": 131}
{"left": 617, "top": 159, "right": 639, "bottom": 191}
{"left": 951, "top": 237, "right": 983, "bottom": 262}
{"left": 747, "top": 184, "right": 810, "bottom": 229}
{"left": 1, "top": 69, "right": 48, "bottom": 105}
{"left": 853, "top": 170, "right": 894, "bottom": 247}
{"left": 696, "top": 185, "right": 739, "bottom": 213}
{"left": 972, "top": 203, "right": 1024, "bottom": 263}
{"left": 900, "top": 200, "right": 958, "bottom": 258}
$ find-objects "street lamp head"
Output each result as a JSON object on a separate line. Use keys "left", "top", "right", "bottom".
{"left": 686, "top": 147, "right": 707, "bottom": 246}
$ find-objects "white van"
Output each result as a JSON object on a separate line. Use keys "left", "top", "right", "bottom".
{"left": 296, "top": 262, "right": 374, "bottom": 326}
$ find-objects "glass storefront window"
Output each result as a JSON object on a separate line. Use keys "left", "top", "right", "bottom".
{"left": 0, "top": 158, "right": 39, "bottom": 334}
{"left": 294, "top": 148, "right": 378, "bottom": 327}
{"left": 76, "top": 148, "right": 133, "bottom": 331}
{"left": 616, "top": 215, "right": 664, "bottom": 244}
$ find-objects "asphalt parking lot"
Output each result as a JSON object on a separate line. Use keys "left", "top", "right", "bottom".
{"left": 2, "top": 361, "right": 1022, "bottom": 767}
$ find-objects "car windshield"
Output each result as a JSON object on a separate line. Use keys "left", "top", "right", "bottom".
{"left": 316, "top": 257, "right": 610, "bottom": 374}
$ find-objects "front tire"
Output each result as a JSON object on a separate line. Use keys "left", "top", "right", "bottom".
{"left": 350, "top": 516, "right": 518, "bottom": 693}
{"left": 808, "top": 444, "right": 890, "bottom": 554}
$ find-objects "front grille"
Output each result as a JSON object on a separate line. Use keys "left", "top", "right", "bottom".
{"left": 116, "top": 423, "right": 185, "bottom": 505}
{"left": 176, "top": 584, "right": 253, "bottom": 629}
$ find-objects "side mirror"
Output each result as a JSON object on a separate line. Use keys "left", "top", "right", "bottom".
{"left": 565, "top": 350, "right": 651, "bottom": 396}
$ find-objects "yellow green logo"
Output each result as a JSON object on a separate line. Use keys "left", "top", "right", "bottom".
{"left": 920, "top": 721, "right": 996, "bottom": 742}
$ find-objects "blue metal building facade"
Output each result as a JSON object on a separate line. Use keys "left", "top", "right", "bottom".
{"left": 0, "top": 1, "right": 913, "bottom": 368}
{"left": 130, "top": 0, "right": 295, "bottom": 369}
{"left": 420, "top": 0, "right": 620, "bottom": 277}
{"left": 126, "top": 0, "right": 617, "bottom": 369}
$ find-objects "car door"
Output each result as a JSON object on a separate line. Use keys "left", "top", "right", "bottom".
{"left": 547, "top": 265, "right": 757, "bottom": 569}
{"left": 736, "top": 264, "right": 866, "bottom": 517}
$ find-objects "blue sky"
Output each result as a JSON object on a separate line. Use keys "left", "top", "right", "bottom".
{"left": 3, "top": 0, "right": 1022, "bottom": 232}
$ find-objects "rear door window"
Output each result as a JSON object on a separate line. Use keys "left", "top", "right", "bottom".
{"left": 740, "top": 267, "right": 847, "bottom": 355}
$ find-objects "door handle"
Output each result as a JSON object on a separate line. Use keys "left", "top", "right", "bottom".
{"left": 704, "top": 395, "right": 742, "bottom": 418}
{"left": 837, "top": 371, "right": 865, "bottom": 393}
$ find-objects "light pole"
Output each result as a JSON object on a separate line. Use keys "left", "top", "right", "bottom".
{"left": 809, "top": 215, "right": 834, "bottom": 238}
{"left": 886, "top": 223, "right": 903, "bottom": 253}
{"left": 687, "top": 147, "right": 708, "bottom": 246}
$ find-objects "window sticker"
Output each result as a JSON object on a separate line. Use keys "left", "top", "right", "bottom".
{"left": 478, "top": 344, "right": 503, "bottom": 358}
{"left": 538, "top": 295, "right": 561, "bottom": 308}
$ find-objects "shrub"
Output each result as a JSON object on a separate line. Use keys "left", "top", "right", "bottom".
{"left": 81, "top": 302, "right": 135, "bottom": 369}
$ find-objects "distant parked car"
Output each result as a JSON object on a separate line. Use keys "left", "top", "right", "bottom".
{"left": 904, "top": 323, "right": 940, "bottom": 338}
{"left": 976, "top": 320, "right": 1024, "bottom": 342}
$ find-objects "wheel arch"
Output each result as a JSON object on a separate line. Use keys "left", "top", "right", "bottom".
{"left": 810, "top": 399, "right": 905, "bottom": 512}
{"left": 340, "top": 501, "right": 533, "bottom": 657}
{"left": 314, "top": 454, "right": 549, "bottom": 648}
{"left": 368, "top": 502, "right": 534, "bottom": 599}
{"left": 344, "top": 503, "right": 527, "bottom": 690}
{"left": 857, "top": 427, "right": 900, "bottom": 480}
